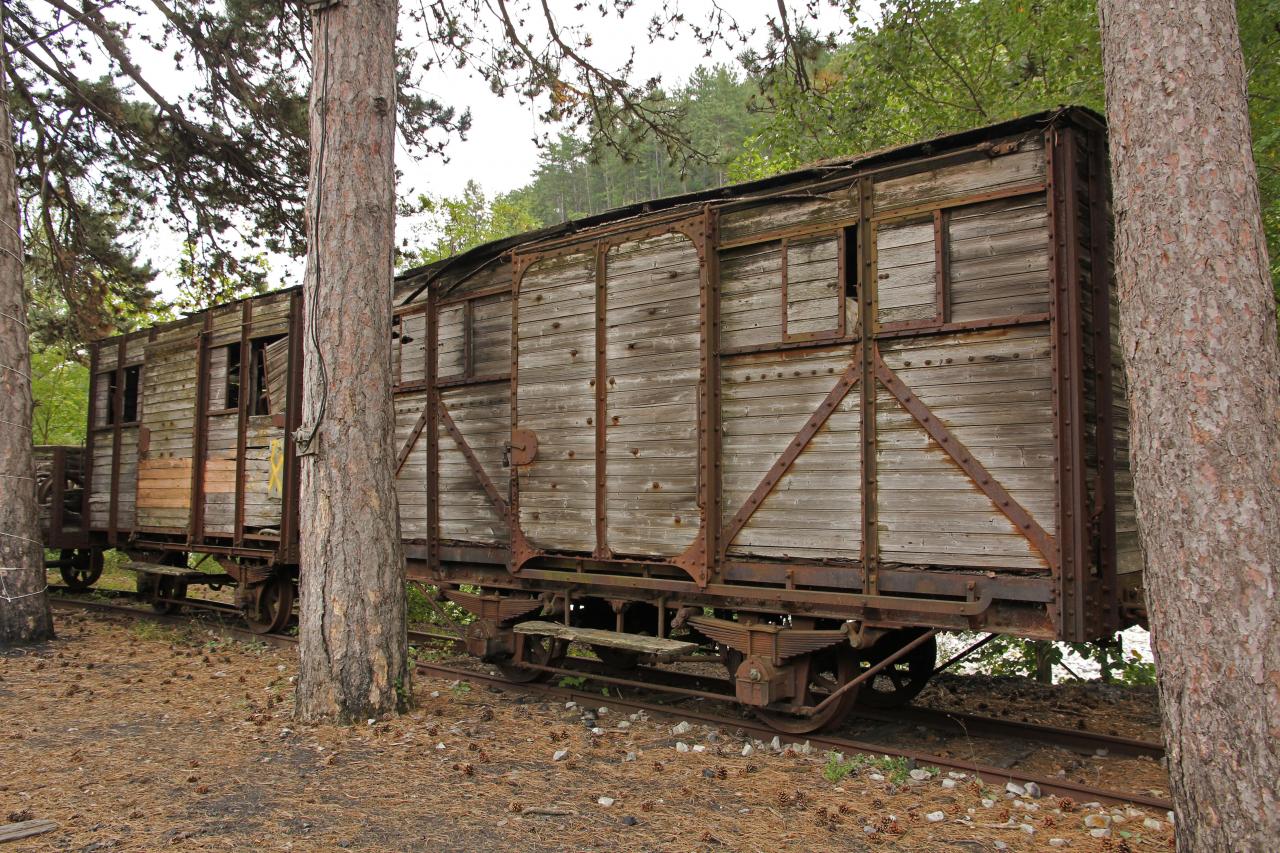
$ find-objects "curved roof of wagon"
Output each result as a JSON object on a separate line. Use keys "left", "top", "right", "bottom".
{"left": 395, "top": 105, "right": 1103, "bottom": 303}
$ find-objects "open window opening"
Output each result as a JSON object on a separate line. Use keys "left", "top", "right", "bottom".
{"left": 843, "top": 225, "right": 858, "bottom": 301}
{"left": 224, "top": 342, "right": 242, "bottom": 412}
{"left": 105, "top": 365, "right": 141, "bottom": 425}
{"left": 248, "top": 335, "right": 288, "bottom": 416}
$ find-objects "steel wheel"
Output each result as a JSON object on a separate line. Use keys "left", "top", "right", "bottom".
{"left": 753, "top": 648, "right": 861, "bottom": 735}
{"left": 495, "top": 631, "right": 566, "bottom": 683}
{"left": 854, "top": 629, "right": 937, "bottom": 710}
{"left": 245, "top": 575, "right": 294, "bottom": 635}
{"left": 151, "top": 577, "right": 188, "bottom": 615}
{"left": 58, "top": 549, "right": 103, "bottom": 592}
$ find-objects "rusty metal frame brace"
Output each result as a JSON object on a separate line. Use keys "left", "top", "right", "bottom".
{"left": 394, "top": 401, "right": 430, "bottom": 477}
{"left": 408, "top": 580, "right": 466, "bottom": 638}
{"left": 929, "top": 632, "right": 998, "bottom": 678}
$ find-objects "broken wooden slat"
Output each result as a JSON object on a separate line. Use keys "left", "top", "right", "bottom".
{"left": 0, "top": 819, "right": 58, "bottom": 843}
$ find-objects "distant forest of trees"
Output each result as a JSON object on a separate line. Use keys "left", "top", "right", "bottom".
{"left": 408, "top": 0, "right": 1278, "bottom": 296}
{"left": 28, "top": 0, "right": 1280, "bottom": 446}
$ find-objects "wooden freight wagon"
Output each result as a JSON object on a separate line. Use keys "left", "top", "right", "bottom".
{"left": 396, "top": 106, "right": 1142, "bottom": 728}
{"left": 73, "top": 288, "right": 303, "bottom": 631}
{"left": 58, "top": 107, "right": 1142, "bottom": 729}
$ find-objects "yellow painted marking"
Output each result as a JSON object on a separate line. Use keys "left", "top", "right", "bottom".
{"left": 268, "top": 438, "right": 284, "bottom": 497}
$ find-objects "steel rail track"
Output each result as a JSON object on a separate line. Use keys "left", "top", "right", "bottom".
{"left": 47, "top": 595, "right": 1171, "bottom": 812}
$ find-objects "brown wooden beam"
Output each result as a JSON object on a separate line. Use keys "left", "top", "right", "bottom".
{"left": 187, "top": 311, "right": 212, "bottom": 546}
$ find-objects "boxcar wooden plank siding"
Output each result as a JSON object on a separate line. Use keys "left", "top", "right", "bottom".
{"left": 720, "top": 194, "right": 858, "bottom": 245}
{"left": 720, "top": 346, "right": 862, "bottom": 559}
{"left": 202, "top": 413, "right": 239, "bottom": 533}
{"left": 437, "top": 304, "right": 466, "bottom": 379}
{"left": 785, "top": 236, "right": 842, "bottom": 336}
{"left": 137, "top": 330, "right": 200, "bottom": 530}
{"left": 876, "top": 219, "right": 937, "bottom": 324}
{"left": 720, "top": 242, "right": 784, "bottom": 348}
{"left": 877, "top": 325, "right": 1055, "bottom": 570}
{"left": 241, "top": 415, "right": 283, "bottom": 530}
{"left": 872, "top": 137, "right": 1045, "bottom": 212}
{"left": 394, "top": 310, "right": 428, "bottom": 385}
{"left": 436, "top": 385, "right": 510, "bottom": 545}
{"left": 516, "top": 252, "right": 597, "bottom": 552}
{"left": 605, "top": 233, "right": 701, "bottom": 557}
{"left": 263, "top": 337, "right": 290, "bottom": 413}
{"left": 392, "top": 396, "right": 428, "bottom": 539}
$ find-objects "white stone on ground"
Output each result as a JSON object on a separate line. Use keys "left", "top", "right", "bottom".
{"left": 553, "top": 749, "right": 568, "bottom": 761}
{"left": 597, "top": 796, "right": 614, "bottom": 807}
{"left": 671, "top": 721, "right": 692, "bottom": 736}
{"left": 675, "top": 742, "right": 689, "bottom": 753}
{"left": 925, "top": 811, "right": 945, "bottom": 823}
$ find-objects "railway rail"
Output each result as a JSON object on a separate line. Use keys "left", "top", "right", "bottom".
{"left": 46, "top": 591, "right": 1170, "bottom": 812}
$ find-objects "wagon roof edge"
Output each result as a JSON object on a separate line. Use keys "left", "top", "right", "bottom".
{"left": 394, "top": 105, "right": 1104, "bottom": 298}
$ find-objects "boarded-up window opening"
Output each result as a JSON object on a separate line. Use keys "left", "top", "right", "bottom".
{"left": 721, "top": 229, "right": 847, "bottom": 350}
{"left": 433, "top": 292, "right": 511, "bottom": 384}
{"left": 875, "top": 216, "right": 938, "bottom": 327}
{"left": 783, "top": 234, "right": 843, "bottom": 341}
{"left": 392, "top": 307, "right": 428, "bottom": 387}
{"left": 262, "top": 336, "right": 290, "bottom": 413}
{"left": 874, "top": 189, "right": 1051, "bottom": 330}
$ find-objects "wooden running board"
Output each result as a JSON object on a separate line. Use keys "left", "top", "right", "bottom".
{"left": 512, "top": 621, "right": 698, "bottom": 662}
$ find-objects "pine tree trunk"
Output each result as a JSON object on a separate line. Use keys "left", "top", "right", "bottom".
{"left": 294, "top": 0, "right": 410, "bottom": 723}
{"left": 0, "top": 18, "right": 54, "bottom": 646}
{"left": 1096, "top": 2, "right": 1280, "bottom": 847}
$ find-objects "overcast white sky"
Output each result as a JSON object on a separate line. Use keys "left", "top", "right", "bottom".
{"left": 143, "top": 1, "right": 876, "bottom": 298}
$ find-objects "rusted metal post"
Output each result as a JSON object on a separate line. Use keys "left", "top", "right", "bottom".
{"left": 107, "top": 338, "right": 125, "bottom": 545}
{"left": 857, "top": 176, "right": 880, "bottom": 596}
{"left": 188, "top": 311, "right": 213, "bottom": 546}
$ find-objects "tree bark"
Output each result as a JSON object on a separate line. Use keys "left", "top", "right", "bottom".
{"left": 1096, "top": 2, "right": 1280, "bottom": 848}
{"left": 294, "top": 0, "right": 410, "bottom": 723}
{"left": 0, "top": 13, "right": 54, "bottom": 646}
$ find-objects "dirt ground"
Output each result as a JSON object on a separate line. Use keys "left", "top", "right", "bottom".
{"left": 1, "top": 612, "right": 1174, "bottom": 852}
